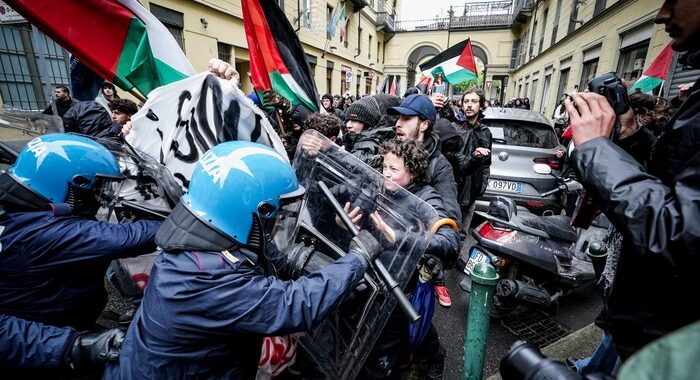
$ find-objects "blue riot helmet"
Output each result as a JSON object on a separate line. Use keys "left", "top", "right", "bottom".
{"left": 9, "top": 133, "right": 123, "bottom": 215}
{"left": 182, "top": 141, "right": 304, "bottom": 249}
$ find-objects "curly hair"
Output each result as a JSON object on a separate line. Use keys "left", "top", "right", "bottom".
{"left": 629, "top": 91, "right": 673, "bottom": 134}
{"left": 109, "top": 98, "right": 138, "bottom": 116}
{"left": 380, "top": 138, "right": 429, "bottom": 182}
{"left": 302, "top": 113, "right": 341, "bottom": 139}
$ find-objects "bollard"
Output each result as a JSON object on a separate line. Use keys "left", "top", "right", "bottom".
{"left": 462, "top": 262, "right": 499, "bottom": 380}
{"left": 587, "top": 242, "right": 608, "bottom": 284}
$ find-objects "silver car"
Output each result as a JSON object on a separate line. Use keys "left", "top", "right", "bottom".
{"left": 475, "top": 108, "right": 565, "bottom": 215}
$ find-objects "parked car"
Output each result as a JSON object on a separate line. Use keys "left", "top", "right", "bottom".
{"left": 475, "top": 107, "right": 566, "bottom": 215}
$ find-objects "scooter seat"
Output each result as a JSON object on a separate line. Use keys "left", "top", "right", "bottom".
{"left": 518, "top": 214, "right": 578, "bottom": 243}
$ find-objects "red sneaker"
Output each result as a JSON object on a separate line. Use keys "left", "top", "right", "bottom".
{"left": 435, "top": 285, "right": 452, "bottom": 307}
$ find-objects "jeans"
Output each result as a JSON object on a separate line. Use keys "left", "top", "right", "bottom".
{"left": 576, "top": 330, "right": 621, "bottom": 376}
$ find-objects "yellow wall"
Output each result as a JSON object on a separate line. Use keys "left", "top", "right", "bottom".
{"left": 506, "top": 0, "right": 667, "bottom": 116}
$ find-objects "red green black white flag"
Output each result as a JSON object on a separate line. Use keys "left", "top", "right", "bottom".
{"left": 242, "top": 0, "right": 320, "bottom": 112}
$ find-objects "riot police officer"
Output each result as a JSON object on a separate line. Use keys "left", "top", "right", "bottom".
{"left": 105, "top": 141, "right": 380, "bottom": 379}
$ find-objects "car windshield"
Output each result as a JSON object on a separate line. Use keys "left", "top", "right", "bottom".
{"left": 487, "top": 121, "right": 558, "bottom": 149}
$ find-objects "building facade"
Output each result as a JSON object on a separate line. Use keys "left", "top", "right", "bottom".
{"left": 0, "top": 0, "right": 687, "bottom": 121}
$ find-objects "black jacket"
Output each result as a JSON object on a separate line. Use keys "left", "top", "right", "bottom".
{"left": 62, "top": 101, "right": 123, "bottom": 140}
{"left": 423, "top": 133, "right": 461, "bottom": 224}
{"left": 346, "top": 125, "right": 395, "bottom": 169}
{"left": 42, "top": 97, "right": 79, "bottom": 117}
{"left": 455, "top": 120, "right": 492, "bottom": 206}
{"left": 570, "top": 49, "right": 700, "bottom": 357}
{"left": 406, "top": 182, "right": 459, "bottom": 267}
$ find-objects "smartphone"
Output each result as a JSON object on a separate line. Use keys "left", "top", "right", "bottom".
{"left": 432, "top": 84, "right": 446, "bottom": 95}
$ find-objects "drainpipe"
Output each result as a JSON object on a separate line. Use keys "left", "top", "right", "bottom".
{"left": 295, "top": 0, "right": 301, "bottom": 32}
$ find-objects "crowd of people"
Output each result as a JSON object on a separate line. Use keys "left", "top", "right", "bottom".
{"left": 1, "top": 0, "right": 699, "bottom": 378}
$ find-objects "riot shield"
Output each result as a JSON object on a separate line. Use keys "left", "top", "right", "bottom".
{"left": 275, "top": 130, "right": 440, "bottom": 379}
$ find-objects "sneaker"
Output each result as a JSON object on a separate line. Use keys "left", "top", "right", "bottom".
{"left": 435, "top": 285, "right": 452, "bottom": 307}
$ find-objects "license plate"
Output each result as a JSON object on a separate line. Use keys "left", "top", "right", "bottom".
{"left": 465, "top": 248, "right": 491, "bottom": 275}
{"left": 488, "top": 179, "right": 522, "bottom": 193}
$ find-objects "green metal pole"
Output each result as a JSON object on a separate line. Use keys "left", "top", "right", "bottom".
{"left": 462, "top": 262, "right": 499, "bottom": 380}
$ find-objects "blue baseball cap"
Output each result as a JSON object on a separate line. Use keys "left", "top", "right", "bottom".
{"left": 387, "top": 94, "right": 436, "bottom": 124}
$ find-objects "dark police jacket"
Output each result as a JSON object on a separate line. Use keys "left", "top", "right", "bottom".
{"left": 570, "top": 49, "right": 700, "bottom": 356}
{"left": 105, "top": 247, "right": 367, "bottom": 379}
{"left": 0, "top": 209, "right": 160, "bottom": 330}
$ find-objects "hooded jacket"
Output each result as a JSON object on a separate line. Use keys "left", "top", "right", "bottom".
{"left": 570, "top": 47, "right": 700, "bottom": 358}
{"left": 62, "top": 101, "right": 123, "bottom": 139}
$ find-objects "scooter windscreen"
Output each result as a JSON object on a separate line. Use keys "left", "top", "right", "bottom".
{"left": 277, "top": 130, "right": 439, "bottom": 379}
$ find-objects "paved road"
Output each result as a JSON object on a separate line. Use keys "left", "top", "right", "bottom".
{"left": 434, "top": 234, "right": 602, "bottom": 379}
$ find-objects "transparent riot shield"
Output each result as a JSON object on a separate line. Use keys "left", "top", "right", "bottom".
{"left": 274, "top": 130, "right": 440, "bottom": 379}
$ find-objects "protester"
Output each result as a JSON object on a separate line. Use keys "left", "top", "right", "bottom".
{"left": 42, "top": 85, "right": 80, "bottom": 117}
{"left": 95, "top": 82, "right": 120, "bottom": 113}
{"left": 303, "top": 113, "right": 341, "bottom": 142}
{"left": 552, "top": 93, "right": 569, "bottom": 138}
{"left": 523, "top": 97, "right": 531, "bottom": 110}
{"left": 342, "top": 95, "right": 395, "bottom": 168}
{"left": 321, "top": 93, "right": 345, "bottom": 120}
{"left": 454, "top": 88, "right": 492, "bottom": 242}
{"left": 388, "top": 94, "right": 461, "bottom": 307}
{"left": 360, "top": 138, "right": 458, "bottom": 379}
{"left": 105, "top": 141, "right": 378, "bottom": 379}
{"left": 564, "top": 0, "right": 700, "bottom": 361}
{"left": 61, "top": 100, "right": 129, "bottom": 140}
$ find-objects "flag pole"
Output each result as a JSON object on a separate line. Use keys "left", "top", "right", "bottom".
{"left": 128, "top": 88, "right": 147, "bottom": 103}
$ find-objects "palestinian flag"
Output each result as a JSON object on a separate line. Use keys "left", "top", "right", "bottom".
{"left": 419, "top": 38, "right": 477, "bottom": 85}
{"left": 7, "top": 0, "right": 195, "bottom": 98}
{"left": 416, "top": 76, "right": 433, "bottom": 95}
{"left": 242, "top": 0, "right": 320, "bottom": 112}
{"left": 629, "top": 42, "right": 673, "bottom": 94}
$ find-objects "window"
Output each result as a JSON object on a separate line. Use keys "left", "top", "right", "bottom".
{"left": 568, "top": 0, "right": 580, "bottom": 35}
{"left": 594, "top": 0, "right": 606, "bottom": 16}
{"left": 0, "top": 24, "right": 69, "bottom": 111}
{"left": 368, "top": 35, "right": 372, "bottom": 59}
{"left": 617, "top": 42, "right": 649, "bottom": 88}
{"left": 150, "top": 4, "right": 185, "bottom": 51}
{"left": 531, "top": 21, "right": 537, "bottom": 58}
{"left": 217, "top": 42, "right": 232, "bottom": 63}
{"left": 326, "top": 65, "right": 333, "bottom": 94}
{"left": 551, "top": 0, "right": 563, "bottom": 46}
{"left": 510, "top": 40, "right": 520, "bottom": 69}
{"left": 524, "top": 81, "right": 529, "bottom": 99}
{"left": 327, "top": 5, "right": 333, "bottom": 29}
{"left": 275, "top": 0, "right": 285, "bottom": 9}
{"left": 358, "top": 27, "right": 363, "bottom": 55}
{"left": 301, "top": 0, "right": 312, "bottom": 30}
{"left": 539, "top": 9, "right": 548, "bottom": 54}
{"left": 556, "top": 68, "right": 570, "bottom": 103}
{"left": 579, "top": 59, "right": 599, "bottom": 90}
{"left": 540, "top": 73, "right": 551, "bottom": 113}
{"left": 488, "top": 123, "right": 559, "bottom": 149}
{"left": 531, "top": 78, "right": 538, "bottom": 102}
{"left": 377, "top": 41, "right": 381, "bottom": 63}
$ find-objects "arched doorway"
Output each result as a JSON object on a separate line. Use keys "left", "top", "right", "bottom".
{"left": 406, "top": 44, "right": 441, "bottom": 87}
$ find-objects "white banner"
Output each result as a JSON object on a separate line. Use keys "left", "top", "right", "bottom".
{"left": 125, "top": 72, "right": 286, "bottom": 195}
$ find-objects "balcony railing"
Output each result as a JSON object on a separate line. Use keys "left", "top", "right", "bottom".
{"left": 511, "top": 0, "right": 534, "bottom": 25}
{"left": 394, "top": 1, "right": 513, "bottom": 32}
{"left": 376, "top": 11, "right": 395, "bottom": 32}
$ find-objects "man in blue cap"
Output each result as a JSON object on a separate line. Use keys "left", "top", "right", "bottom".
{"left": 387, "top": 94, "right": 460, "bottom": 308}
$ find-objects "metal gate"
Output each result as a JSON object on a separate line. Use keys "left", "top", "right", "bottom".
{"left": 664, "top": 51, "right": 700, "bottom": 99}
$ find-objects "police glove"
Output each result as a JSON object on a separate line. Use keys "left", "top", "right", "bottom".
{"left": 262, "top": 89, "right": 291, "bottom": 112}
{"left": 349, "top": 230, "right": 382, "bottom": 265}
{"left": 69, "top": 328, "right": 125, "bottom": 369}
{"left": 418, "top": 254, "right": 444, "bottom": 281}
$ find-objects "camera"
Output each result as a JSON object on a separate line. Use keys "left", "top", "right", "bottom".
{"left": 587, "top": 72, "right": 630, "bottom": 116}
{"left": 500, "top": 341, "right": 611, "bottom": 380}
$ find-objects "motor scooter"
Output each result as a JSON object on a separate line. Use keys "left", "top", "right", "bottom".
{"left": 461, "top": 164, "right": 609, "bottom": 316}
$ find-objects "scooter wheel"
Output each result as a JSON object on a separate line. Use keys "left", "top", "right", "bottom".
{"left": 490, "top": 296, "right": 516, "bottom": 319}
